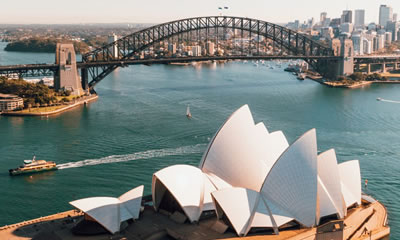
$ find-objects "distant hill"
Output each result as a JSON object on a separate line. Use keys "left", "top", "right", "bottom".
{"left": 4, "top": 38, "right": 89, "bottom": 53}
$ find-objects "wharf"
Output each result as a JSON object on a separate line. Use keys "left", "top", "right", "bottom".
{"left": 0, "top": 197, "right": 389, "bottom": 240}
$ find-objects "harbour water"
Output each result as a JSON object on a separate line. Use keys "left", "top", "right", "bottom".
{"left": 0, "top": 42, "right": 400, "bottom": 238}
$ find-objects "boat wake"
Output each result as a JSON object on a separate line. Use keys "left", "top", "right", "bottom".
{"left": 378, "top": 98, "right": 400, "bottom": 104}
{"left": 57, "top": 144, "right": 206, "bottom": 170}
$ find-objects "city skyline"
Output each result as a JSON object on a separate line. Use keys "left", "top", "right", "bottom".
{"left": 0, "top": 0, "right": 399, "bottom": 24}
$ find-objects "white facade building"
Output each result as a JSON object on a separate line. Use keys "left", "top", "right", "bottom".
{"left": 70, "top": 185, "right": 144, "bottom": 234}
{"left": 107, "top": 34, "right": 119, "bottom": 59}
{"left": 192, "top": 46, "right": 201, "bottom": 56}
{"left": 151, "top": 105, "right": 363, "bottom": 237}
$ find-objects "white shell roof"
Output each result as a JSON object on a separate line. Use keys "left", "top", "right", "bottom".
{"left": 338, "top": 160, "right": 362, "bottom": 207}
{"left": 150, "top": 105, "right": 364, "bottom": 236}
{"left": 152, "top": 164, "right": 216, "bottom": 222}
{"left": 70, "top": 185, "right": 144, "bottom": 234}
{"left": 261, "top": 129, "right": 318, "bottom": 227}
{"left": 200, "top": 105, "right": 269, "bottom": 192}
{"left": 119, "top": 185, "right": 144, "bottom": 220}
{"left": 212, "top": 187, "right": 294, "bottom": 236}
{"left": 317, "top": 149, "right": 346, "bottom": 220}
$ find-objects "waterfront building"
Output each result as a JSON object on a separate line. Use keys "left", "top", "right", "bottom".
{"left": 341, "top": 10, "right": 352, "bottom": 24}
{"left": 379, "top": 5, "right": 393, "bottom": 28}
{"left": 70, "top": 185, "right": 144, "bottom": 234}
{"left": 373, "top": 34, "right": 385, "bottom": 51}
{"left": 351, "top": 34, "right": 364, "bottom": 55}
{"left": 206, "top": 41, "right": 215, "bottom": 56}
{"left": 354, "top": 9, "right": 365, "bottom": 29}
{"left": 168, "top": 43, "right": 176, "bottom": 54}
{"left": 363, "top": 38, "right": 373, "bottom": 54}
{"left": 151, "top": 105, "right": 363, "bottom": 236}
{"left": 0, "top": 93, "right": 23, "bottom": 111}
{"left": 107, "top": 34, "right": 118, "bottom": 59}
{"left": 192, "top": 46, "right": 201, "bottom": 57}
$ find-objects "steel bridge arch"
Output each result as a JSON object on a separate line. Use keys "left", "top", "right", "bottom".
{"left": 82, "top": 16, "right": 334, "bottom": 87}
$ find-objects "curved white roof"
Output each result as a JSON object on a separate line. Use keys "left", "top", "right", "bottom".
{"left": 70, "top": 185, "right": 144, "bottom": 234}
{"left": 212, "top": 188, "right": 258, "bottom": 236}
{"left": 338, "top": 160, "right": 361, "bottom": 207}
{"left": 200, "top": 105, "right": 269, "bottom": 192}
{"left": 317, "top": 149, "right": 346, "bottom": 220}
{"left": 260, "top": 130, "right": 289, "bottom": 171}
{"left": 211, "top": 187, "right": 294, "bottom": 236}
{"left": 70, "top": 197, "right": 123, "bottom": 234}
{"left": 119, "top": 185, "right": 144, "bottom": 220}
{"left": 261, "top": 129, "right": 318, "bottom": 227}
{"left": 152, "top": 164, "right": 216, "bottom": 222}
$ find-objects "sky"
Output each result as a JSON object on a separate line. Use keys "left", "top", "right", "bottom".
{"left": 0, "top": 0, "right": 399, "bottom": 25}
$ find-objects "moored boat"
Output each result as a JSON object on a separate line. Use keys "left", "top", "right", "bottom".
{"left": 9, "top": 156, "right": 57, "bottom": 176}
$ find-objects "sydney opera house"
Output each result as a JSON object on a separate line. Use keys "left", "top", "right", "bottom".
{"left": 0, "top": 105, "right": 390, "bottom": 240}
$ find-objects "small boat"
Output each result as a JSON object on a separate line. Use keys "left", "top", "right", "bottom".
{"left": 9, "top": 156, "right": 57, "bottom": 176}
{"left": 186, "top": 105, "right": 192, "bottom": 119}
{"left": 376, "top": 98, "right": 382, "bottom": 101}
{"left": 297, "top": 74, "right": 306, "bottom": 80}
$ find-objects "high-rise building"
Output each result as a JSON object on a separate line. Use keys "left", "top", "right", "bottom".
{"left": 341, "top": 10, "right": 353, "bottom": 24}
{"left": 108, "top": 34, "right": 119, "bottom": 59}
{"left": 379, "top": 5, "right": 393, "bottom": 28}
{"left": 386, "top": 21, "right": 399, "bottom": 41}
{"left": 340, "top": 23, "right": 354, "bottom": 33}
{"left": 354, "top": 10, "right": 365, "bottom": 28}
{"left": 192, "top": 46, "right": 201, "bottom": 57}
{"left": 206, "top": 41, "right": 215, "bottom": 56}
{"left": 393, "top": 13, "right": 398, "bottom": 22}
{"left": 320, "top": 12, "right": 327, "bottom": 23}
{"left": 168, "top": 43, "right": 176, "bottom": 54}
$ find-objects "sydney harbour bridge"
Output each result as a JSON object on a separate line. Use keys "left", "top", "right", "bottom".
{"left": 0, "top": 16, "right": 399, "bottom": 92}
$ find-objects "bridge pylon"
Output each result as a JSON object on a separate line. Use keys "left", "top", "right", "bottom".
{"left": 55, "top": 43, "right": 84, "bottom": 96}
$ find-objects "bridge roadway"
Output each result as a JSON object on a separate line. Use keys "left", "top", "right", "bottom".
{"left": 0, "top": 55, "right": 341, "bottom": 78}
{"left": 1, "top": 55, "right": 399, "bottom": 79}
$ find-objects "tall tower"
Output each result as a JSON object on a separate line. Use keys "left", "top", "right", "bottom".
{"left": 55, "top": 43, "right": 83, "bottom": 96}
{"left": 354, "top": 10, "right": 365, "bottom": 29}
{"left": 379, "top": 5, "right": 393, "bottom": 28}
{"left": 341, "top": 10, "right": 353, "bottom": 24}
{"left": 108, "top": 34, "right": 119, "bottom": 59}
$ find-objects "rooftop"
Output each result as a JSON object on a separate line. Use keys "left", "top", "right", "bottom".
{"left": 0, "top": 197, "right": 389, "bottom": 240}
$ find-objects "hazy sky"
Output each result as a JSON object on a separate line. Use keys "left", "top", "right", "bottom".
{"left": 0, "top": 0, "right": 399, "bottom": 24}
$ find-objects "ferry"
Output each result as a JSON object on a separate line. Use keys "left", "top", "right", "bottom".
{"left": 9, "top": 156, "right": 57, "bottom": 176}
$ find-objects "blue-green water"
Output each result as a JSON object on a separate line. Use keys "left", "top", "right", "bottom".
{"left": 1, "top": 42, "right": 399, "bottom": 238}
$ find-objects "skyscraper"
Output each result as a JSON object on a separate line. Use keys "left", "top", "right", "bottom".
{"left": 379, "top": 5, "right": 393, "bottom": 28}
{"left": 354, "top": 10, "right": 365, "bottom": 28}
{"left": 341, "top": 10, "right": 352, "bottom": 24}
{"left": 320, "top": 12, "right": 327, "bottom": 23}
{"left": 393, "top": 13, "right": 398, "bottom": 22}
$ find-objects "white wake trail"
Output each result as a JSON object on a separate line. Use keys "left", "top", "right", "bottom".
{"left": 380, "top": 99, "right": 400, "bottom": 104}
{"left": 57, "top": 144, "right": 206, "bottom": 169}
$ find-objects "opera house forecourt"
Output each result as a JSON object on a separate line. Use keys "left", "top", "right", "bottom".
{"left": 0, "top": 105, "right": 390, "bottom": 240}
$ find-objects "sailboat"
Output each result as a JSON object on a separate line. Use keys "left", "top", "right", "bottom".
{"left": 186, "top": 105, "right": 192, "bottom": 119}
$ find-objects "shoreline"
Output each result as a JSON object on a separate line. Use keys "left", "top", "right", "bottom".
{"left": 1, "top": 94, "right": 98, "bottom": 117}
